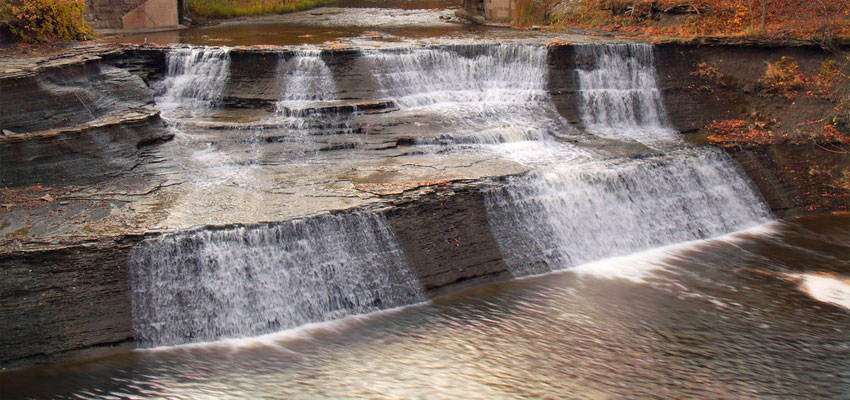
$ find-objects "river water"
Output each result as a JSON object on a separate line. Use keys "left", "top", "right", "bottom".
{"left": 2, "top": 214, "right": 848, "bottom": 398}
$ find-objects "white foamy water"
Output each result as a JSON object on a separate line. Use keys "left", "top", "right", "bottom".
{"left": 796, "top": 273, "right": 850, "bottom": 311}
{"left": 269, "top": 50, "right": 359, "bottom": 141}
{"left": 128, "top": 213, "right": 425, "bottom": 348}
{"left": 576, "top": 43, "right": 678, "bottom": 144}
{"left": 276, "top": 50, "right": 337, "bottom": 106}
{"left": 570, "top": 221, "right": 781, "bottom": 284}
{"left": 484, "top": 148, "right": 772, "bottom": 277}
{"left": 154, "top": 46, "right": 231, "bottom": 118}
{"left": 366, "top": 44, "right": 574, "bottom": 144}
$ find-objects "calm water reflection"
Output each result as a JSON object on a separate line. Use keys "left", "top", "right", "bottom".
{"left": 2, "top": 214, "right": 849, "bottom": 399}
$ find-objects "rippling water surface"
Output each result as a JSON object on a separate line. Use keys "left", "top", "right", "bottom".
{"left": 3, "top": 214, "right": 848, "bottom": 399}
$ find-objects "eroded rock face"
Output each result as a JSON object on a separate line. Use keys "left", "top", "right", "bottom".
{"left": 0, "top": 50, "right": 171, "bottom": 187}
{"left": 0, "top": 107, "right": 169, "bottom": 186}
{"left": 387, "top": 184, "right": 514, "bottom": 297}
{"left": 1, "top": 61, "right": 154, "bottom": 132}
{"left": 729, "top": 144, "right": 850, "bottom": 215}
{"left": 650, "top": 43, "right": 850, "bottom": 216}
{"left": 0, "top": 240, "right": 138, "bottom": 369}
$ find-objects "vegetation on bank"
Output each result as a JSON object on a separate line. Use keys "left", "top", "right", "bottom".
{"left": 697, "top": 54, "right": 850, "bottom": 152}
{"left": 518, "top": 1, "right": 849, "bottom": 44}
{"left": 0, "top": 0, "right": 93, "bottom": 43}
{"left": 187, "top": 0, "right": 337, "bottom": 19}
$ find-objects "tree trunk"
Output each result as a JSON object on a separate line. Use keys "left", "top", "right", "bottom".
{"left": 760, "top": 0, "right": 768, "bottom": 35}
{"left": 747, "top": 0, "right": 755, "bottom": 31}
{"left": 815, "top": 0, "right": 833, "bottom": 44}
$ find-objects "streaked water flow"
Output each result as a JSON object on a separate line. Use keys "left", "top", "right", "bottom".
{"left": 484, "top": 148, "right": 771, "bottom": 277}
{"left": 576, "top": 43, "right": 678, "bottom": 143}
{"left": 366, "top": 45, "right": 573, "bottom": 144}
{"left": 271, "top": 50, "right": 358, "bottom": 146}
{"left": 3, "top": 39, "right": 849, "bottom": 399}
{"left": 4, "top": 215, "right": 848, "bottom": 399}
{"left": 128, "top": 213, "right": 424, "bottom": 348}
{"left": 154, "top": 47, "right": 231, "bottom": 118}
{"left": 276, "top": 50, "right": 337, "bottom": 104}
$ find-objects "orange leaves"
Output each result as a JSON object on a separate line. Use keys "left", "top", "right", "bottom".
{"left": 706, "top": 118, "right": 850, "bottom": 148}
{"left": 815, "top": 124, "right": 850, "bottom": 145}
{"left": 548, "top": 0, "right": 850, "bottom": 40}
{"left": 705, "top": 119, "right": 780, "bottom": 147}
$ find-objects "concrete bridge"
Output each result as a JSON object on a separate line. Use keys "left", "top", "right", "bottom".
{"left": 86, "top": 0, "right": 183, "bottom": 32}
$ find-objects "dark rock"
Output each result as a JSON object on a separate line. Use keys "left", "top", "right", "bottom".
{"left": 0, "top": 62, "right": 154, "bottom": 133}
{"left": 387, "top": 185, "right": 513, "bottom": 297}
{"left": 547, "top": 44, "right": 583, "bottom": 127}
{"left": 0, "top": 239, "right": 139, "bottom": 370}
{"left": 0, "top": 107, "right": 168, "bottom": 187}
{"left": 0, "top": 50, "right": 171, "bottom": 187}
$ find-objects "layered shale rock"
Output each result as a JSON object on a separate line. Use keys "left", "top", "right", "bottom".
{"left": 0, "top": 46, "right": 171, "bottom": 186}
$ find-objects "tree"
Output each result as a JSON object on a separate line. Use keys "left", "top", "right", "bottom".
{"left": 760, "top": 0, "right": 768, "bottom": 34}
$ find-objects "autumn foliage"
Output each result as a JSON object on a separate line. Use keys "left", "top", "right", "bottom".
{"left": 2, "top": 0, "right": 93, "bottom": 43}
{"left": 706, "top": 118, "right": 850, "bottom": 147}
{"left": 547, "top": 0, "right": 850, "bottom": 41}
{"left": 763, "top": 56, "right": 805, "bottom": 98}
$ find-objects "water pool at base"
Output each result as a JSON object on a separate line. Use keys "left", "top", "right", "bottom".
{"left": 3, "top": 214, "right": 848, "bottom": 399}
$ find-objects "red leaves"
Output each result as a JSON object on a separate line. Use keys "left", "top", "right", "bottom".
{"left": 705, "top": 119, "right": 778, "bottom": 147}
{"left": 706, "top": 118, "right": 850, "bottom": 148}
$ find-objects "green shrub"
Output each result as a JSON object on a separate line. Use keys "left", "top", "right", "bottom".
{"left": 5, "top": 0, "right": 93, "bottom": 43}
{"left": 187, "top": 0, "right": 337, "bottom": 19}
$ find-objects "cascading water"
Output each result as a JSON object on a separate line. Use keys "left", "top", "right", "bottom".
{"left": 129, "top": 213, "right": 424, "bottom": 347}
{"left": 134, "top": 42, "right": 774, "bottom": 348}
{"left": 575, "top": 43, "right": 678, "bottom": 144}
{"left": 269, "top": 50, "right": 357, "bottom": 149}
{"left": 484, "top": 149, "right": 771, "bottom": 277}
{"left": 154, "top": 46, "right": 231, "bottom": 118}
{"left": 485, "top": 43, "right": 770, "bottom": 276}
{"left": 366, "top": 45, "right": 573, "bottom": 144}
{"left": 276, "top": 50, "right": 337, "bottom": 105}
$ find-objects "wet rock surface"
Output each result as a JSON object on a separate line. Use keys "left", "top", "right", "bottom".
{"left": 651, "top": 43, "right": 850, "bottom": 216}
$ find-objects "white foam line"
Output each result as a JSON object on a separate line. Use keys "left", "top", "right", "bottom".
{"left": 568, "top": 220, "right": 782, "bottom": 283}
{"left": 140, "top": 300, "right": 431, "bottom": 353}
{"left": 794, "top": 273, "right": 850, "bottom": 311}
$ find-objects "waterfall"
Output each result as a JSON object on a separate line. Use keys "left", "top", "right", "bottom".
{"left": 276, "top": 50, "right": 337, "bottom": 105}
{"left": 366, "top": 45, "right": 573, "bottom": 144}
{"left": 575, "top": 44, "right": 677, "bottom": 143}
{"left": 129, "top": 213, "right": 424, "bottom": 348}
{"left": 484, "top": 148, "right": 771, "bottom": 277}
{"left": 272, "top": 50, "right": 356, "bottom": 138}
{"left": 154, "top": 47, "right": 231, "bottom": 118}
